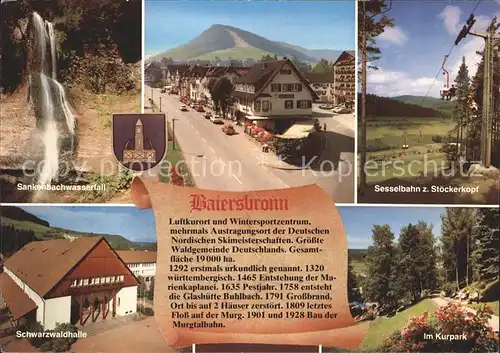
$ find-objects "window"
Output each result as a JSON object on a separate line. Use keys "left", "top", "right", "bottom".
{"left": 282, "top": 84, "right": 290, "bottom": 92}
{"left": 77, "top": 279, "right": 83, "bottom": 287}
{"left": 254, "top": 101, "right": 261, "bottom": 112}
{"left": 100, "top": 277, "right": 105, "bottom": 284}
{"left": 291, "top": 83, "right": 303, "bottom": 92}
{"left": 70, "top": 280, "right": 77, "bottom": 287}
{"left": 110, "top": 277, "right": 115, "bottom": 283}
{"left": 297, "top": 100, "right": 311, "bottom": 109}
{"left": 118, "top": 275, "right": 124, "bottom": 282}
{"left": 95, "top": 278, "right": 100, "bottom": 285}
{"left": 262, "top": 101, "right": 270, "bottom": 112}
{"left": 106, "top": 277, "right": 111, "bottom": 284}
{"left": 83, "top": 278, "right": 89, "bottom": 286}
{"left": 280, "top": 69, "right": 292, "bottom": 74}
{"left": 117, "top": 298, "right": 120, "bottom": 307}
{"left": 271, "top": 83, "right": 281, "bottom": 92}
{"left": 284, "top": 100, "right": 293, "bottom": 109}
{"left": 145, "top": 277, "right": 150, "bottom": 282}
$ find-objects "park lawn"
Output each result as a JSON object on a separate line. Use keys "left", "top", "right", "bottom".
{"left": 359, "top": 299, "right": 438, "bottom": 350}
{"left": 351, "top": 260, "right": 367, "bottom": 277}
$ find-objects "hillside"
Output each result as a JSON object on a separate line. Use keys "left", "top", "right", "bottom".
{"left": 0, "top": 206, "right": 49, "bottom": 227}
{"left": 361, "top": 94, "right": 445, "bottom": 118}
{"left": 392, "top": 95, "right": 456, "bottom": 115}
{"left": 1, "top": 207, "right": 156, "bottom": 250}
{"left": 150, "top": 24, "right": 341, "bottom": 63}
{"left": 274, "top": 41, "right": 342, "bottom": 62}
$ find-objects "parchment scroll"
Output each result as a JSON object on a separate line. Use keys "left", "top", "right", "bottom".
{"left": 131, "top": 177, "right": 369, "bottom": 349}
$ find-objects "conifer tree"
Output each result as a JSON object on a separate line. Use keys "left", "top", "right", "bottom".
{"left": 363, "top": 224, "right": 397, "bottom": 309}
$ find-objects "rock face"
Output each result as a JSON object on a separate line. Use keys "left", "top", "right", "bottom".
{"left": 0, "top": 88, "right": 43, "bottom": 170}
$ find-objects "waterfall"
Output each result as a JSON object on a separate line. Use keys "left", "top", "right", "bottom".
{"left": 32, "top": 12, "right": 47, "bottom": 75}
{"left": 46, "top": 21, "right": 57, "bottom": 79}
{"left": 31, "top": 12, "right": 77, "bottom": 185}
{"left": 38, "top": 74, "right": 59, "bottom": 185}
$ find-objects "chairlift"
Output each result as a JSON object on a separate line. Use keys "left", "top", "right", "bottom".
{"left": 440, "top": 55, "right": 456, "bottom": 101}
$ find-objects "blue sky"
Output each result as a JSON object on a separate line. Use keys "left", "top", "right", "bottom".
{"left": 338, "top": 207, "right": 445, "bottom": 249}
{"left": 145, "top": 0, "right": 355, "bottom": 57}
{"left": 18, "top": 205, "right": 447, "bottom": 249}
{"left": 368, "top": 0, "right": 500, "bottom": 97}
{"left": 20, "top": 206, "right": 157, "bottom": 243}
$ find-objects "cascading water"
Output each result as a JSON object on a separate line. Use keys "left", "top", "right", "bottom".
{"left": 31, "top": 12, "right": 77, "bottom": 185}
{"left": 46, "top": 21, "right": 57, "bottom": 79}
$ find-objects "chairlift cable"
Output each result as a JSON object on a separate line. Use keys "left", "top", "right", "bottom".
{"left": 418, "top": 0, "right": 483, "bottom": 107}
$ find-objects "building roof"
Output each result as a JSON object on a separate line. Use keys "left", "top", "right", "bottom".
{"left": 3, "top": 237, "right": 102, "bottom": 297}
{"left": 303, "top": 72, "right": 334, "bottom": 84}
{"left": 0, "top": 273, "right": 37, "bottom": 320}
{"left": 235, "top": 59, "right": 319, "bottom": 101}
{"left": 333, "top": 50, "right": 355, "bottom": 66}
{"left": 277, "top": 119, "right": 316, "bottom": 139}
{"left": 116, "top": 251, "right": 157, "bottom": 264}
{"left": 167, "top": 64, "right": 190, "bottom": 75}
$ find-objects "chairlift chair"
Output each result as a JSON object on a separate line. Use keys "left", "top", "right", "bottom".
{"left": 440, "top": 55, "right": 456, "bottom": 101}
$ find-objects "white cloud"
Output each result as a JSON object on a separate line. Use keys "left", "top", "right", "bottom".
{"left": 367, "top": 68, "right": 441, "bottom": 97}
{"left": 370, "top": 11, "right": 500, "bottom": 97}
{"left": 378, "top": 26, "right": 408, "bottom": 46}
{"left": 439, "top": 5, "right": 462, "bottom": 36}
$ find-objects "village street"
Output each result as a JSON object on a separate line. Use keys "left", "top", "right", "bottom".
{"left": 144, "top": 86, "right": 354, "bottom": 202}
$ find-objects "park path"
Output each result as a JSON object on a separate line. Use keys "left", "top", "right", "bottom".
{"left": 431, "top": 297, "right": 499, "bottom": 333}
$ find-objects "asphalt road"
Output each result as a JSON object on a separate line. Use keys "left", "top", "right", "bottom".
{"left": 145, "top": 87, "right": 355, "bottom": 202}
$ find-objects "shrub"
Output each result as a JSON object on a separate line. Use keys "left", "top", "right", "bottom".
{"left": 170, "top": 166, "right": 184, "bottom": 186}
{"left": 432, "top": 135, "right": 443, "bottom": 143}
{"left": 381, "top": 304, "right": 499, "bottom": 352}
{"left": 440, "top": 282, "right": 457, "bottom": 297}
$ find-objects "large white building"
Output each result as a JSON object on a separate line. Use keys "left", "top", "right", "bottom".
{"left": 0, "top": 237, "right": 138, "bottom": 330}
{"left": 116, "top": 251, "right": 157, "bottom": 289}
{"left": 231, "top": 58, "right": 319, "bottom": 131}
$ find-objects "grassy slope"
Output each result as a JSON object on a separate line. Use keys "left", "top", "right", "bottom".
{"left": 364, "top": 116, "right": 454, "bottom": 183}
{"left": 193, "top": 47, "right": 272, "bottom": 61}
{"left": 1, "top": 216, "right": 150, "bottom": 250}
{"left": 359, "top": 299, "right": 438, "bottom": 350}
{"left": 153, "top": 45, "right": 271, "bottom": 62}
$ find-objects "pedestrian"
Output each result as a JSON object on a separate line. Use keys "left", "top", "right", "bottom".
{"left": 323, "top": 123, "right": 327, "bottom": 131}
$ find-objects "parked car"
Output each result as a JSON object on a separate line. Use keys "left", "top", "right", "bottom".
{"left": 196, "top": 105, "right": 205, "bottom": 112}
{"left": 222, "top": 124, "right": 236, "bottom": 135}
{"left": 319, "top": 103, "right": 333, "bottom": 110}
{"left": 160, "top": 87, "right": 166, "bottom": 93}
{"left": 204, "top": 112, "right": 212, "bottom": 119}
{"left": 210, "top": 115, "right": 223, "bottom": 124}
{"left": 331, "top": 106, "right": 350, "bottom": 114}
{"left": 180, "top": 104, "right": 188, "bottom": 111}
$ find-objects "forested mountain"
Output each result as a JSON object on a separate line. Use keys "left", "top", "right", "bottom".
{"left": 149, "top": 24, "right": 341, "bottom": 63}
{"left": 361, "top": 94, "right": 446, "bottom": 118}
